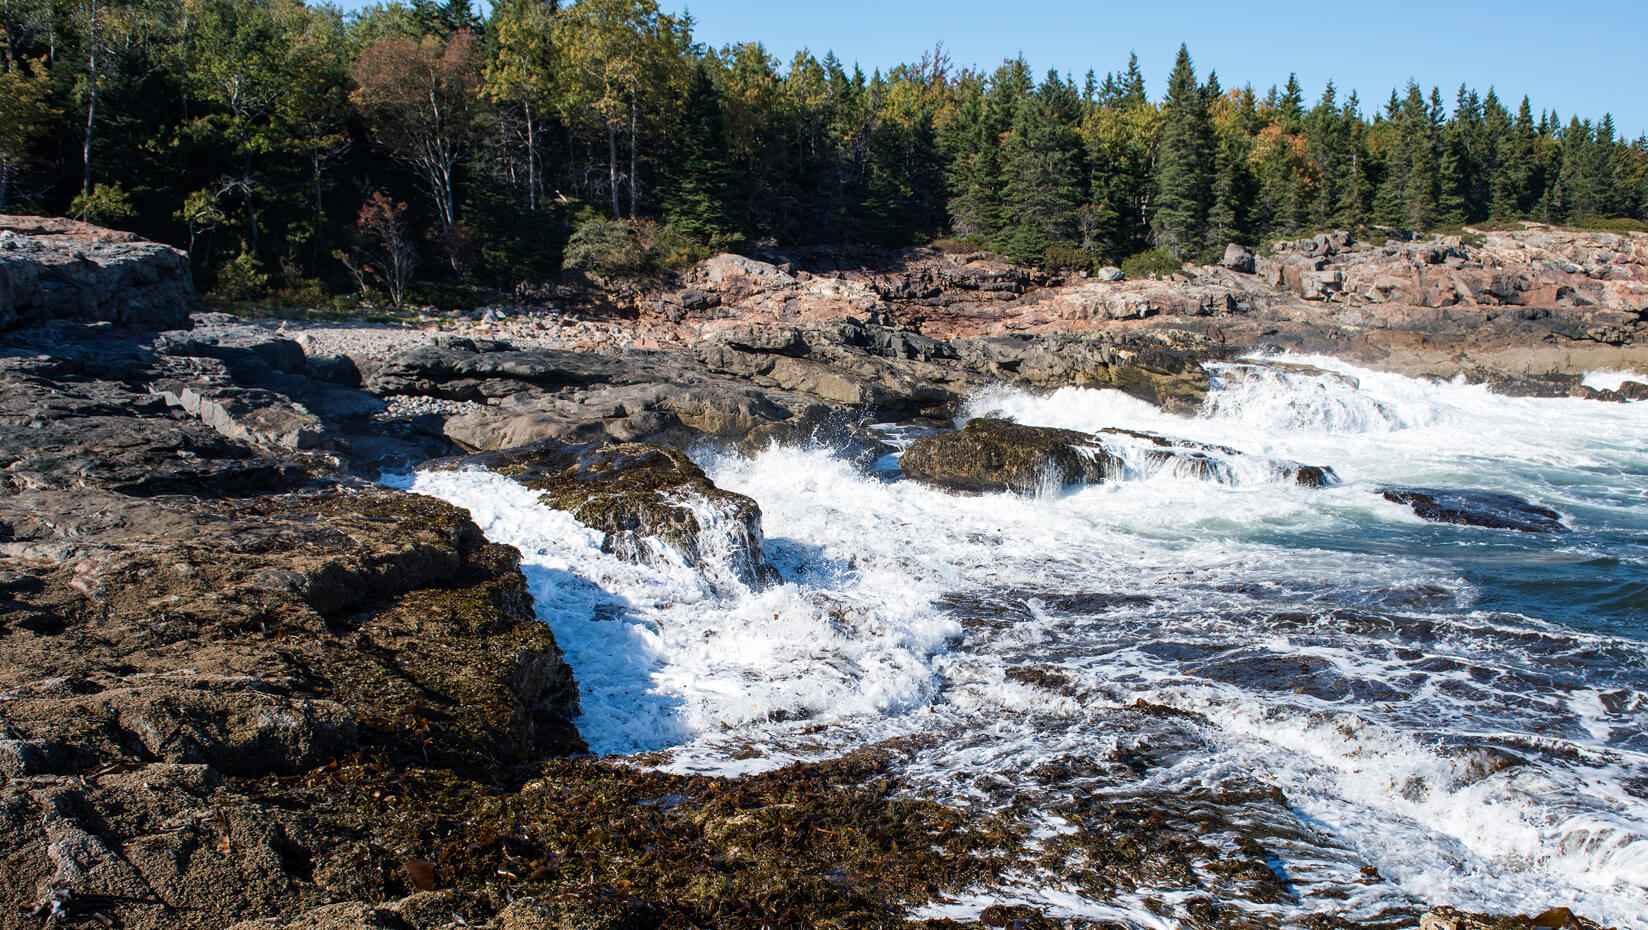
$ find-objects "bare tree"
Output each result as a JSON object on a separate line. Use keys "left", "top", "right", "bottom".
{"left": 355, "top": 192, "right": 418, "bottom": 309}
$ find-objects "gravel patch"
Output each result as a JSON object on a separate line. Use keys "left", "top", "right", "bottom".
{"left": 377, "top": 396, "right": 488, "bottom": 421}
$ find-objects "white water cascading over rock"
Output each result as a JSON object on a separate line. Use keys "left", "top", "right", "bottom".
{"left": 410, "top": 357, "right": 1648, "bottom": 927}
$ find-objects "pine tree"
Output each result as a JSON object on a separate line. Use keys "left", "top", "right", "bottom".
{"left": 1151, "top": 44, "right": 1213, "bottom": 257}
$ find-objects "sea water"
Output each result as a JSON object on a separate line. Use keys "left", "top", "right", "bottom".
{"left": 404, "top": 355, "right": 1648, "bottom": 928}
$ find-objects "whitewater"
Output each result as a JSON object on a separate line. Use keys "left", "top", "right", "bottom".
{"left": 403, "top": 355, "right": 1648, "bottom": 928}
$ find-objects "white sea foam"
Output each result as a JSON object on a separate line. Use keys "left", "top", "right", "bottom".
{"left": 406, "top": 355, "right": 1648, "bottom": 928}
{"left": 1583, "top": 369, "right": 1646, "bottom": 393}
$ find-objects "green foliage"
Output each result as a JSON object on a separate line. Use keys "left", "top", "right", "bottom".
{"left": 1041, "top": 245, "right": 1100, "bottom": 273}
{"left": 1152, "top": 45, "right": 1213, "bottom": 257}
{"left": 1571, "top": 216, "right": 1647, "bottom": 233}
{"left": 563, "top": 215, "right": 695, "bottom": 280}
{"left": 997, "top": 68, "right": 1087, "bottom": 264}
{"left": 209, "top": 250, "right": 271, "bottom": 302}
{"left": 1120, "top": 248, "right": 1184, "bottom": 280}
{"left": 0, "top": 57, "right": 55, "bottom": 211}
{"left": 70, "top": 183, "right": 136, "bottom": 224}
{"left": 1, "top": 0, "right": 1644, "bottom": 295}
{"left": 410, "top": 283, "right": 485, "bottom": 312}
{"left": 661, "top": 63, "right": 741, "bottom": 246}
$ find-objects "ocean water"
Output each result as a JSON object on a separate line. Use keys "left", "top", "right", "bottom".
{"left": 404, "top": 355, "right": 1648, "bottom": 928}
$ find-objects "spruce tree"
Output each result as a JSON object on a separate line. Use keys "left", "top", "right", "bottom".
{"left": 1306, "top": 81, "right": 1346, "bottom": 230}
{"left": 1207, "top": 87, "right": 1257, "bottom": 246}
{"left": 998, "top": 70, "right": 1085, "bottom": 263}
{"left": 1338, "top": 94, "right": 1372, "bottom": 228}
{"left": 1152, "top": 44, "right": 1213, "bottom": 257}
{"left": 1479, "top": 89, "right": 1511, "bottom": 220}
{"left": 941, "top": 75, "right": 1003, "bottom": 238}
{"left": 662, "top": 63, "right": 740, "bottom": 244}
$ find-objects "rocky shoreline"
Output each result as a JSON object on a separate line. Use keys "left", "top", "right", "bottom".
{"left": 2, "top": 215, "right": 1639, "bottom": 928}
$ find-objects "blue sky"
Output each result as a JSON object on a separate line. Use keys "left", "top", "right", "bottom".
{"left": 348, "top": 0, "right": 1648, "bottom": 137}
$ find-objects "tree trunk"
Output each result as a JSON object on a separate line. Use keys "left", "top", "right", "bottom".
{"left": 607, "top": 121, "right": 621, "bottom": 218}
{"left": 80, "top": 0, "right": 98, "bottom": 203}
{"left": 243, "top": 147, "right": 260, "bottom": 253}
{"left": 628, "top": 99, "right": 638, "bottom": 219}
{"left": 524, "top": 100, "right": 538, "bottom": 212}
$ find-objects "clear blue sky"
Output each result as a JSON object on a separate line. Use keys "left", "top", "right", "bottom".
{"left": 351, "top": 0, "right": 1648, "bottom": 138}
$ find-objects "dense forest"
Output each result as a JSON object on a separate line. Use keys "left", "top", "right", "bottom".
{"left": 2, "top": 0, "right": 1646, "bottom": 304}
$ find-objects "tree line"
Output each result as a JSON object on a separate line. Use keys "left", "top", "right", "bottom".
{"left": 2, "top": 0, "right": 1645, "bottom": 303}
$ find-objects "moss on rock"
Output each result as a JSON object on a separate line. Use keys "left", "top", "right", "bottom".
{"left": 446, "top": 440, "right": 779, "bottom": 587}
{"left": 899, "top": 418, "right": 1112, "bottom": 494}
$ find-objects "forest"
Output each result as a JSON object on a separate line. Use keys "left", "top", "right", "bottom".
{"left": 2, "top": 0, "right": 1645, "bottom": 305}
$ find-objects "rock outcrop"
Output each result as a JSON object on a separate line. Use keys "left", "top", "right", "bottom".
{"left": 0, "top": 312, "right": 582, "bottom": 927}
{"left": 445, "top": 440, "right": 780, "bottom": 588}
{"left": 0, "top": 215, "right": 195, "bottom": 331}
{"left": 626, "top": 227, "right": 1648, "bottom": 388}
{"left": 900, "top": 418, "right": 1112, "bottom": 494}
{"left": 900, "top": 417, "right": 1337, "bottom": 494}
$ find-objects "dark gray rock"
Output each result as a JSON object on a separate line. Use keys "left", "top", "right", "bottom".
{"left": 0, "top": 216, "right": 195, "bottom": 332}
{"left": 1380, "top": 486, "right": 1567, "bottom": 533}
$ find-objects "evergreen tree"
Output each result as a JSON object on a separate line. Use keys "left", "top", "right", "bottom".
{"left": 998, "top": 69, "right": 1085, "bottom": 263}
{"left": 1337, "top": 93, "right": 1372, "bottom": 228}
{"left": 1151, "top": 44, "right": 1213, "bottom": 257}
{"left": 941, "top": 72, "right": 1002, "bottom": 238}
{"left": 1207, "top": 85, "right": 1256, "bottom": 245}
{"left": 661, "top": 62, "right": 739, "bottom": 244}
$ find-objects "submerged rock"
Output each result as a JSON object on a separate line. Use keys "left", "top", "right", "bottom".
{"left": 448, "top": 440, "right": 780, "bottom": 588}
{"left": 1381, "top": 486, "right": 1567, "bottom": 533}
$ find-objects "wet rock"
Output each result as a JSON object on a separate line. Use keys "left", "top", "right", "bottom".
{"left": 902, "top": 418, "right": 1336, "bottom": 495}
{"left": 1381, "top": 486, "right": 1567, "bottom": 533}
{"left": 1294, "top": 464, "right": 1336, "bottom": 488}
{"left": 953, "top": 335, "right": 1217, "bottom": 415}
{"left": 900, "top": 418, "right": 1113, "bottom": 494}
{"left": 1421, "top": 905, "right": 1615, "bottom": 930}
{"left": 446, "top": 440, "right": 780, "bottom": 588}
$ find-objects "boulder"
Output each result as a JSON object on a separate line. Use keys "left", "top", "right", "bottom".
{"left": 901, "top": 418, "right": 1338, "bottom": 495}
{"left": 446, "top": 440, "right": 780, "bottom": 588}
{"left": 899, "top": 418, "right": 1113, "bottom": 494}
{"left": 0, "top": 216, "right": 195, "bottom": 331}
{"left": 1220, "top": 244, "right": 1257, "bottom": 274}
{"left": 1096, "top": 266, "right": 1126, "bottom": 282}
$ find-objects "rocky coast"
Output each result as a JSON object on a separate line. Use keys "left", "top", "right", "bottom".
{"left": 1, "top": 214, "right": 1641, "bottom": 929}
